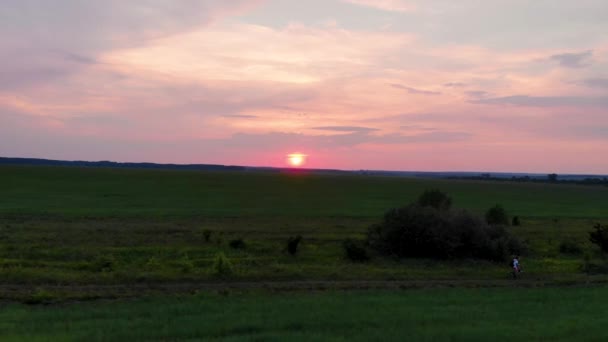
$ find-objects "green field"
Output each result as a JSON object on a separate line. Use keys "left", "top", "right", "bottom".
{"left": 0, "top": 165, "right": 607, "bottom": 293}
{"left": 3, "top": 287, "right": 608, "bottom": 341}
{"left": 2, "top": 165, "right": 607, "bottom": 218}
{"left": 1, "top": 165, "right": 608, "bottom": 339}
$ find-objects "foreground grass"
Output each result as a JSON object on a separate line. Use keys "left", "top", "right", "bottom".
{"left": 2, "top": 287, "right": 608, "bottom": 341}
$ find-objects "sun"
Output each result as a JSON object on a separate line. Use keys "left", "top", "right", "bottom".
{"left": 287, "top": 153, "right": 307, "bottom": 167}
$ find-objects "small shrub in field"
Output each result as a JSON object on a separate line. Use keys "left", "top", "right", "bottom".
{"left": 24, "top": 289, "right": 55, "bottom": 305}
{"left": 144, "top": 256, "right": 162, "bottom": 271}
{"left": 177, "top": 254, "right": 194, "bottom": 273}
{"left": 559, "top": 240, "right": 583, "bottom": 255}
{"left": 229, "top": 238, "right": 246, "bottom": 249}
{"left": 417, "top": 189, "right": 452, "bottom": 211}
{"left": 486, "top": 204, "right": 509, "bottom": 225}
{"left": 512, "top": 216, "right": 521, "bottom": 226}
{"left": 589, "top": 223, "right": 608, "bottom": 253}
{"left": 212, "top": 252, "right": 234, "bottom": 277}
{"left": 90, "top": 254, "right": 115, "bottom": 272}
{"left": 343, "top": 239, "right": 369, "bottom": 262}
{"left": 287, "top": 235, "right": 302, "bottom": 256}
{"left": 203, "top": 230, "right": 212, "bottom": 242}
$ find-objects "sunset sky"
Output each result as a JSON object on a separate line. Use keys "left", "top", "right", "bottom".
{"left": 1, "top": 0, "right": 607, "bottom": 173}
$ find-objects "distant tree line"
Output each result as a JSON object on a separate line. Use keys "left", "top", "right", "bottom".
{"left": 450, "top": 173, "right": 608, "bottom": 187}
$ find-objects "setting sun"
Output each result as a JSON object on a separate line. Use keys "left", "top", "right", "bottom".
{"left": 287, "top": 153, "right": 307, "bottom": 167}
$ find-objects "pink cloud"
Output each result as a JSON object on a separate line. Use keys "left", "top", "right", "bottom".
{"left": 341, "top": 0, "right": 414, "bottom": 12}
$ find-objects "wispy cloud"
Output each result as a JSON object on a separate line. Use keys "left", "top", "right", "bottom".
{"left": 389, "top": 84, "right": 441, "bottom": 95}
{"left": 444, "top": 82, "right": 466, "bottom": 88}
{"left": 465, "top": 91, "right": 490, "bottom": 98}
{"left": 311, "top": 126, "right": 378, "bottom": 133}
{"left": 341, "top": 0, "right": 413, "bottom": 13}
{"left": 473, "top": 95, "right": 608, "bottom": 107}
{"left": 583, "top": 78, "right": 608, "bottom": 89}
{"left": 549, "top": 50, "right": 593, "bottom": 68}
{"left": 222, "top": 114, "right": 259, "bottom": 119}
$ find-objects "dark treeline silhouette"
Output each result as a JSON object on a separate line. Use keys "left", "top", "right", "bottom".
{"left": 449, "top": 173, "right": 608, "bottom": 187}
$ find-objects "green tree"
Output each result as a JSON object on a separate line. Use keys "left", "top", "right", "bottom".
{"left": 485, "top": 204, "right": 509, "bottom": 225}
{"left": 417, "top": 189, "right": 452, "bottom": 211}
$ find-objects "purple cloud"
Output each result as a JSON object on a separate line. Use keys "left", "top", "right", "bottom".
{"left": 473, "top": 95, "right": 608, "bottom": 107}
{"left": 465, "top": 91, "right": 489, "bottom": 98}
{"left": 583, "top": 78, "right": 608, "bottom": 89}
{"left": 549, "top": 50, "right": 593, "bottom": 68}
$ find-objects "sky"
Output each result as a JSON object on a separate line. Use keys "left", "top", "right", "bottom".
{"left": 1, "top": 0, "right": 607, "bottom": 173}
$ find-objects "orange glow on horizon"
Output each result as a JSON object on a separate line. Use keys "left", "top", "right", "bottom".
{"left": 287, "top": 153, "right": 307, "bottom": 167}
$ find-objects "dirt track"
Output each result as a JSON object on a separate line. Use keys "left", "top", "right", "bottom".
{"left": 2, "top": 277, "right": 608, "bottom": 303}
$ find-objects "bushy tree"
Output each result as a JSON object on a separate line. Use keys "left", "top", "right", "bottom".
{"left": 485, "top": 204, "right": 509, "bottom": 225}
{"left": 417, "top": 189, "right": 452, "bottom": 211}
{"left": 367, "top": 194, "right": 523, "bottom": 262}
{"left": 589, "top": 223, "right": 608, "bottom": 253}
{"left": 512, "top": 216, "right": 521, "bottom": 226}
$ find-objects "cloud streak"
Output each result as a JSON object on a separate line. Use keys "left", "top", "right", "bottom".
{"left": 549, "top": 50, "right": 593, "bottom": 68}
{"left": 473, "top": 95, "right": 608, "bottom": 108}
{"left": 390, "top": 84, "right": 441, "bottom": 95}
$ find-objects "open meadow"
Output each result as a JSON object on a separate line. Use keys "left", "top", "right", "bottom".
{"left": 1, "top": 165, "right": 608, "bottom": 339}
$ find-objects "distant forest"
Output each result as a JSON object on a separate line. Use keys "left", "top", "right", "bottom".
{"left": 1, "top": 157, "right": 606, "bottom": 186}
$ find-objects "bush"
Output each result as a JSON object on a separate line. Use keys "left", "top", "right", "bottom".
{"left": 287, "top": 235, "right": 302, "bottom": 256}
{"left": 417, "top": 189, "right": 452, "bottom": 211}
{"left": 212, "top": 252, "right": 234, "bottom": 278}
{"left": 90, "top": 254, "right": 115, "bottom": 272}
{"left": 485, "top": 204, "right": 509, "bottom": 225}
{"left": 343, "top": 239, "right": 369, "bottom": 262}
{"left": 177, "top": 254, "right": 194, "bottom": 273}
{"left": 589, "top": 223, "right": 608, "bottom": 253}
{"left": 24, "top": 289, "right": 55, "bottom": 305}
{"left": 512, "top": 216, "right": 521, "bottom": 226}
{"left": 144, "top": 256, "right": 163, "bottom": 271}
{"left": 367, "top": 196, "right": 524, "bottom": 262}
{"left": 559, "top": 240, "right": 583, "bottom": 255}
{"left": 203, "top": 229, "right": 212, "bottom": 242}
{"left": 229, "top": 238, "right": 246, "bottom": 249}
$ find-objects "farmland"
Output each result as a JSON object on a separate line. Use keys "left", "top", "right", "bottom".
{"left": 1, "top": 166, "right": 607, "bottom": 291}
{"left": 1, "top": 164, "right": 608, "bottom": 339}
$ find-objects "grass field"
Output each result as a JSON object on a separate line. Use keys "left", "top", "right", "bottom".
{"left": 0, "top": 165, "right": 607, "bottom": 295}
{"left": 2, "top": 165, "right": 607, "bottom": 218}
{"left": 2, "top": 165, "right": 608, "bottom": 340}
{"left": 3, "top": 287, "right": 608, "bottom": 341}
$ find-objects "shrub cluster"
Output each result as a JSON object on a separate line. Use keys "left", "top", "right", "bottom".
{"left": 229, "top": 238, "right": 246, "bottom": 249}
{"left": 287, "top": 235, "right": 302, "bottom": 256}
{"left": 589, "top": 223, "right": 608, "bottom": 253}
{"left": 212, "top": 252, "right": 234, "bottom": 277}
{"left": 342, "top": 239, "right": 369, "bottom": 262}
{"left": 367, "top": 190, "right": 524, "bottom": 261}
{"left": 559, "top": 240, "right": 583, "bottom": 255}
